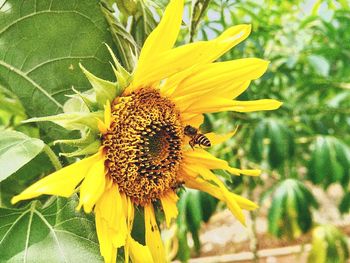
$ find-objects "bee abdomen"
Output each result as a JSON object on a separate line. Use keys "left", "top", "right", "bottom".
{"left": 196, "top": 135, "right": 211, "bottom": 147}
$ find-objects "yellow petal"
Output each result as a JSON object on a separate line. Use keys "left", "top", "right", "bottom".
{"left": 229, "top": 192, "right": 258, "bottom": 210}
{"left": 171, "top": 59, "right": 269, "bottom": 98}
{"left": 144, "top": 203, "right": 166, "bottom": 263}
{"left": 238, "top": 169, "right": 261, "bottom": 176}
{"left": 205, "top": 127, "right": 238, "bottom": 146}
{"left": 11, "top": 153, "right": 101, "bottom": 204}
{"left": 219, "top": 193, "right": 246, "bottom": 226}
{"left": 95, "top": 183, "right": 128, "bottom": 248}
{"left": 104, "top": 100, "right": 111, "bottom": 129}
{"left": 133, "top": 24, "right": 251, "bottom": 90}
{"left": 183, "top": 166, "right": 246, "bottom": 225}
{"left": 128, "top": 237, "right": 154, "bottom": 263}
{"left": 208, "top": 24, "right": 251, "bottom": 62}
{"left": 180, "top": 97, "right": 282, "bottom": 114}
{"left": 182, "top": 168, "right": 258, "bottom": 212}
{"left": 220, "top": 81, "right": 251, "bottom": 99}
{"left": 131, "top": 0, "right": 184, "bottom": 89}
{"left": 97, "top": 101, "right": 112, "bottom": 134}
{"left": 226, "top": 99, "right": 283, "bottom": 112}
{"left": 181, "top": 113, "right": 204, "bottom": 128}
{"left": 77, "top": 158, "right": 106, "bottom": 213}
{"left": 98, "top": 119, "right": 108, "bottom": 134}
{"left": 121, "top": 193, "right": 134, "bottom": 231}
{"left": 160, "top": 191, "right": 179, "bottom": 227}
{"left": 175, "top": 81, "right": 251, "bottom": 109}
{"left": 183, "top": 149, "right": 260, "bottom": 176}
{"left": 95, "top": 212, "right": 117, "bottom": 263}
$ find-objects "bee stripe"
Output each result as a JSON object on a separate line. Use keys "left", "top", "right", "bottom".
{"left": 196, "top": 135, "right": 211, "bottom": 147}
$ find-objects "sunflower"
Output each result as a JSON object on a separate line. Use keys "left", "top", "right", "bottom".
{"left": 11, "top": 0, "right": 282, "bottom": 262}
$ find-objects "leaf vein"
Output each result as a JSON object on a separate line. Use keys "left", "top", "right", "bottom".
{"left": 34, "top": 210, "right": 69, "bottom": 263}
{"left": 0, "top": 60, "right": 63, "bottom": 108}
{"left": 0, "top": 10, "right": 104, "bottom": 36}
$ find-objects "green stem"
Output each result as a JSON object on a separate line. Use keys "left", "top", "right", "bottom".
{"left": 43, "top": 145, "right": 62, "bottom": 171}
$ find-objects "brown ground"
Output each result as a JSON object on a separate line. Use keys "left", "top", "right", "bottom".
{"left": 190, "top": 183, "right": 350, "bottom": 262}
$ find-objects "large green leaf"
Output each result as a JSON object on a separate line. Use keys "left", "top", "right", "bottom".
{"left": 250, "top": 119, "right": 294, "bottom": 169}
{"left": 0, "top": 0, "right": 115, "bottom": 140}
{"left": 339, "top": 192, "right": 350, "bottom": 214}
{"left": 0, "top": 197, "right": 103, "bottom": 262}
{"left": 267, "top": 179, "right": 317, "bottom": 239}
{"left": 308, "top": 136, "right": 350, "bottom": 188}
{"left": 308, "top": 224, "right": 349, "bottom": 263}
{"left": 0, "top": 130, "right": 44, "bottom": 182}
{"left": 0, "top": 151, "right": 53, "bottom": 208}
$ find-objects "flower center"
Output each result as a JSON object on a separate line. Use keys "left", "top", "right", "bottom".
{"left": 102, "top": 88, "right": 183, "bottom": 205}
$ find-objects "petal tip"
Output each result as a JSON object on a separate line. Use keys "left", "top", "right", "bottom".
{"left": 245, "top": 24, "right": 252, "bottom": 33}
{"left": 11, "top": 196, "right": 19, "bottom": 205}
{"left": 274, "top": 100, "right": 283, "bottom": 109}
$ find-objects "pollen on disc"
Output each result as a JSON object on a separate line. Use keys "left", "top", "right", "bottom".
{"left": 102, "top": 88, "right": 184, "bottom": 206}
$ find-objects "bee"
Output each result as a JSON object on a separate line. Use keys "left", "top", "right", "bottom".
{"left": 184, "top": 125, "right": 211, "bottom": 149}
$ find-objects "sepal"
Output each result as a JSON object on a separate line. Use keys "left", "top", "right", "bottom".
{"left": 59, "top": 141, "right": 101, "bottom": 158}
{"left": 64, "top": 88, "right": 98, "bottom": 113}
{"left": 23, "top": 111, "right": 104, "bottom": 132}
{"left": 105, "top": 43, "right": 133, "bottom": 90}
{"left": 79, "top": 63, "right": 118, "bottom": 107}
{"left": 54, "top": 130, "right": 97, "bottom": 147}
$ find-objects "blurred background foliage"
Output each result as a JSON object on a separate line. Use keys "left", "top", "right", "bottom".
{"left": 175, "top": 0, "right": 350, "bottom": 261}
{"left": 1, "top": 0, "right": 350, "bottom": 262}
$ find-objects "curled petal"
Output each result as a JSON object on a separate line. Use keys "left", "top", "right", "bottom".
{"left": 77, "top": 158, "right": 106, "bottom": 213}
{"left": 128, "top": 237, "right": 154, "bottom": 263}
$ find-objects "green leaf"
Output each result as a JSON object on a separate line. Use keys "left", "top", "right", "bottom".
{"left": 308, "top": 225, "right": 349, "bottom": 263}
{"left": 79, "top": 63, "right": 117, "bottom": 107}
{"left": 0, "top": 197, "right": 103, "bottom": 262}
{"left": 0, "top": 0, "right": 116, "bottom": 139}
{"left": 131, "top": 1, "right": 158, "bottom": 47}
{"left": 250, "top": 121, "right": 266, "bottom": 163}
{"left": 199, "top": 191, "right": 218, "bottom": 222}
{"left": 176, "top": 192, "right": 191, "bottom": 262}
{"left": 0, "top": 151, "right": 53, "bottom": 208}
{"left": 101, "top": 3, "right": 138, "bottom": 72}
{"left": 308, "top": 136, "right": 350, "bottom": 188}
{"left": 268, "top": 179, "right": 317, "bottom": 239}
{"left": 250, "top": 119, "right": 295, "bottom": 168}
{"left": 190, "top": 0, "right": 211, "bottom": 42}
{"left": 185, "top": 190, "right": 203, "bottom": 253}
{"left": 267, "top": 119, "right": 288, "bottom": 168}
{"left": 308, "top": 136, "right": 331, "bottom": 185}
{"left": 116, "top": 0, "right": 137, "bottom": 16}
{"left": 24, "top": 111, "right": 104, "bottom": 132}
{"left": 0, "top": 85, "right": 26, "bottom": 120}
{"left": 339, "top": 192, "right": 350, "bottom": 214}
{"left": 0, "top": 130, "right": 44, "bottom": 182}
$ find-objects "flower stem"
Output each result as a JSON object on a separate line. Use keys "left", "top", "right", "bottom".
{"left": 43, "top": 145, "right": 62, "bottom": 170}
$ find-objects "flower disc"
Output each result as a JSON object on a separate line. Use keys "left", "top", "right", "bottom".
{"left": 102, "top": 88, "right": 183, "bottom": 205}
